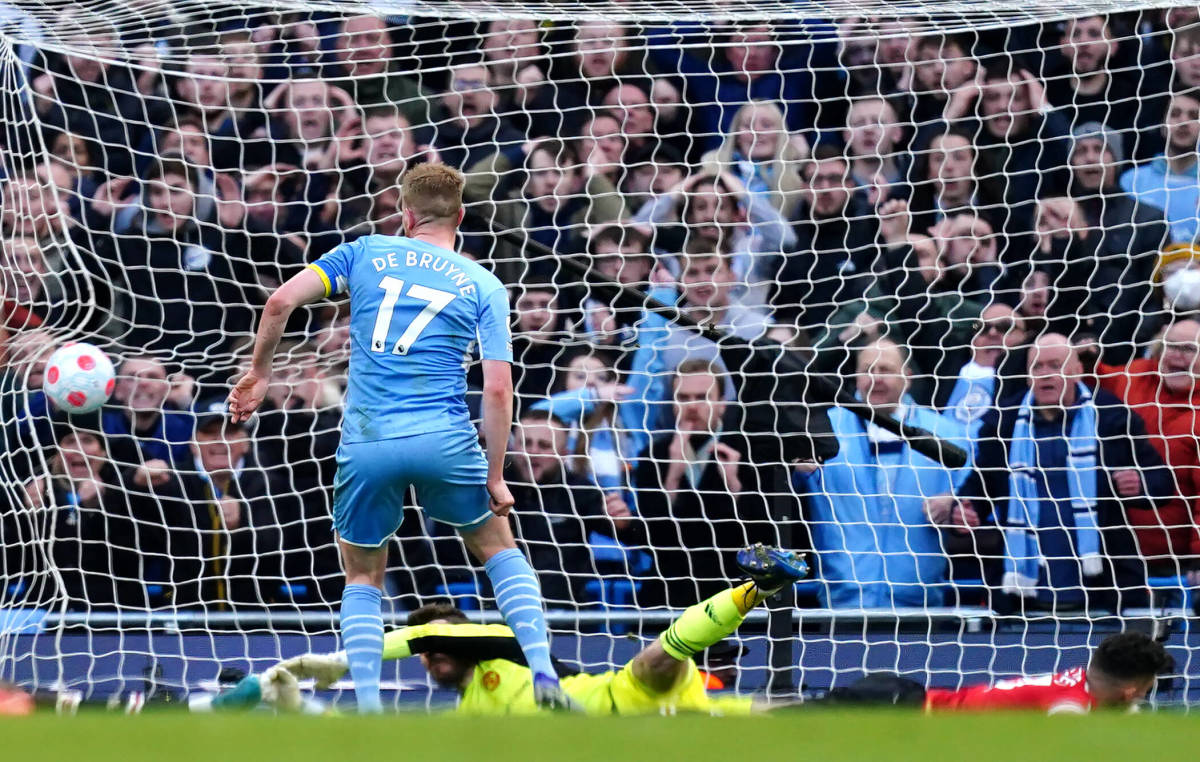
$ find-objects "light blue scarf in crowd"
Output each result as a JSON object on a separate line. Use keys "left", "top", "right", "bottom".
{"left": 1002, "top": 382, "right": 1101, "bottom": 597}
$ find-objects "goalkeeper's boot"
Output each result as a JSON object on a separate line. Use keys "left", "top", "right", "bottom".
{"left": 276, "top": 653, "right": 349, "bottom": 691}
{"left": 736, "top": 543, "right": 809, "bottom": 595}
{"left": 532, "top": 673, "right": 583, "bottom": 713}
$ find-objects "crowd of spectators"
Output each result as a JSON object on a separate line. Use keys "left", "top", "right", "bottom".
{"left": 2, "top": 8, "right": 1200, "bottom": 615}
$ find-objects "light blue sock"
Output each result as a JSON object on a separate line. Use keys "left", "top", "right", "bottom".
{"left": 484, "top": 548, "right": 557, "bottom": 679}
{"left": 340, "top": 583, "right": 384, "bottom": 713}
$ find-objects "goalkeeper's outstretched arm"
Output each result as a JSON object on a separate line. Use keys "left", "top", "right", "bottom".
{"left": 282, "top": 622, "right": 527, "bottom": 689}
{"left": 228, "top": 267, "right": 327, "bottom": 422}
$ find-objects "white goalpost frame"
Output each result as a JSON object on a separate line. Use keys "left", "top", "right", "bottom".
{"left": 0, "top": 0, "right": 1195, "bottom": 709}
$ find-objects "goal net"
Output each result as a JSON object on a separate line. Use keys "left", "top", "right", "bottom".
{"left": 1, "top": 0, "right": 1197, "bottom": 709}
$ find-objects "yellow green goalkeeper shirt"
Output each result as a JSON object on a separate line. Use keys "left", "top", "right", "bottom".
{"left": 381, "top": 622, "right": 754, "bottom": 717}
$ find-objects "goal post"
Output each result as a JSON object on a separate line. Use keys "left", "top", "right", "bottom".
{"left": 0, "top": 0, "right": 1197, "bottom": 709}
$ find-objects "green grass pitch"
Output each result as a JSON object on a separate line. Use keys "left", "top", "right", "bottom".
{"left": 2, "top": 710, "right": 1196, "bottom": 762}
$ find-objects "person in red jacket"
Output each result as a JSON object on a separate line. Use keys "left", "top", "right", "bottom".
{"left": 1095, "top": 318, "right": 1200, "bottom": 582}
{"left": 818, "top": 632, "right": 1172, "bottom": 714}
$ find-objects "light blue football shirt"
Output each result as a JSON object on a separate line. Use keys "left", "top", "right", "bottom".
{"left": 309, "top": 235, "right": 512, "bottom": 444}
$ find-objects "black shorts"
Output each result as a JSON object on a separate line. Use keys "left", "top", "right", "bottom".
{"left": 817, "top": 673, "right": 927, "bottom": 707}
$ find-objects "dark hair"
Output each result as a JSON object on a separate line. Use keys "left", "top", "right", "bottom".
{"left": 915, "top": 32, "right": 973, "bottom": 56}
{"left": 518, "top": 407, "right": 569, "bottom": 429}
{"left": 144, "top": 153, "right": 197, "bottom": 189}
{"left": 801, "top": 142, "right": 849, "bottom": 181}
{"left": 1168, "top": 86, "right": 1200, "bottom": 106}
{"left": 407, "top": 602, "right": 470, "bottom": 627}
{"left": 362, "top": 106, "right": 410, "bottom": 126}
{"left": 1091, "top": 632, "right": 1174, "bottom": 682}
{"left": 588, "top": 224, "right": 650, "bottom": 257}
{"left": 527, "top": 137, "right": 582, "bottom": 169}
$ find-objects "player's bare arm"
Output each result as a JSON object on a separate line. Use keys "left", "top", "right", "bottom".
{"left": 227, "top": 267, "right": 328, "bottom": 423}
{"left": 481, "top": 358, "right": 515, "bottom": 516}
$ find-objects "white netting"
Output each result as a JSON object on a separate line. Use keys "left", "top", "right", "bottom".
{"left": 0, "top": 0, "right": 1197, "bottom": 708}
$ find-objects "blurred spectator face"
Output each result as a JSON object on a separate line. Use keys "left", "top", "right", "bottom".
{"left": 684, "top": 179, "right": 742, "bottom": 246}
{"left": 575, "top": 21, "right": 626, "bottom": 79}
{"left": 913, "top": 37, "right": 973, "bottom": 92}
{"left": 845, "top": 98, "right": 902, "bottom": 158}
{"left": 56, "top": 432, "right": 106, "bottom": 482}
{"left": 193, "top": 423, "right": 250, "bottom": 478}
{"left": 6, "top": 329, "right": 55, "bottom": 387}
{"left": 267, "top": 353, "right": 323, "bottom": 409}
{"left": 581, "top": 113, "right": 625, "bottom": 170}
{"left": 837, "top": 19, "right": 877, "bottom": 70}
{"left": 41, "top": 163, "right": 75, "bottom": 201}
{"left": 726, "top": 25, "right": 777, "bottom": 80}
{"left": 177, "top": 55, "right": 230, "bottom": 114}
{"left": 603, "top": 84, "right": 654, "bottom": 138}
{"left": 1019, "top": 270, "right": 1051, "bottom": 318}
{"left": 2, "top": 236, "right": 47, "bottom": 303}
{"left": 444, "top": 64, "right": 496, "bottom": 130}
{"left": 282, "top": 80, "right": 333, "bottom": 142}
{"left": 971, "top": 303, "right": 1024, "bottom": 368}
{"left": 1164, "top": 93, "right": 1200, "bottom": 155}
{"left": 515, "top": 289, "right": 558, "bottom": 338}
{"left": 316, "top": 314, "right": 352, "bottom": 361}
{"left": 161, "top": 123, "right": 213, "bottom": 168}
{"left": 1, "top": 176, "right": 66, "bottom": 238}
{"left": 49, "top": 132, "right": 91, "bottom": 176}
{"left": 1069, "top": 136, "right": 1117, "bottom": 190}
{"left": 525, "top": 146, "right": 580, "bottom": 209}
{"left": 1036, "top": 196, "right": 1086, "bottom": 245}
{"left": 115, "top": 357, "right": 171, "bottom": 412}
{"left": 733, "top": 102, "right": 786, "bottom": 160}
{"left": 64, "top": 32, "right": 114, "bottom": 82}
{"left": 563, "top": 354, "right": 616, "bottom": 392}
{"left": 876, "top": 22, "right": 913, "bottom": 69}
{"left": 680, "top": 254, "right": 734, "bottom": 311}
{"left": 146, "top": 168, "right": 195, "bottom": 230}
{"left": 593, "top": 239, "right": 653, "bottom": 286}
{"left": 979, "top": 73, "right": 1033, "bottom": 139}
{"left": 1028, "top": 334, "right": 1081, "bottom": 409}
{"left": 364, "top": 112, "right": 414, "bottom": 176}
{"left": 1060, "top": 16, "right": 1114, "bottom": 75}
{"left": 369, "top": 184, "right": 404, "bottom": 235}
{"left": 243, "top": 170, "right": 291, "bottom": 229}
{"left": 1168, "top": 7, "right": 1200, "bottom": 29}
{"left": 803, "top": 156, "right": 852, "bottom": 218}
{"left": 1159, "top": 319, "right": 1200, "bottom": 395}
{"left": 935, "top": 213, "right": 996, "bottom": 279}
{"left": 513, "top": 415, "right": 567, "bottom": 482}
{"left": 338, "top": 15, "right": 392, "bottom": 77}
{"left": 629, "top": 161, "right": 686, "bottom": 198}
{"left": 226, "top": 39, "right": 263, "bottom": 83}
{"left": 484, "top": 19, "right": 541, "bottom": 64}
{"left": 855, "top": 339, "right": 908, "bottom": 414}
{"left": 673, "top": 370, "right": 725, "bottom": 433}
{"left": 928, "top": 133, "right": 975, "bottom": 200}
{"left": 1171, "top": 35, "right": 1200, "bottom": 88}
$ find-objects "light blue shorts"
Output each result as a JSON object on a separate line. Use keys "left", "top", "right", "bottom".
{"left": 332, "top": 429, "right": 492, "bottom": 547}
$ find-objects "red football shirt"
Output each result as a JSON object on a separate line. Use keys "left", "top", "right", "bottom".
{"left": 925, "top": 668, "right": 1095, "bottom": 713}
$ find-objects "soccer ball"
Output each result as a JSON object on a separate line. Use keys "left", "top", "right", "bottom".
{"left": 43, "top": 342, "right": 116, "bottom": 414}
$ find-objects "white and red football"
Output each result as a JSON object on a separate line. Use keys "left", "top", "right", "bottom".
{"left": 42, "top": 342, "right": 116, "bottom": 414}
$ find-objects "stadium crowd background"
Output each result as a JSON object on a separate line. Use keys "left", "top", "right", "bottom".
{"left": 2, "top": 6, "right": 1200, "bottom": 618}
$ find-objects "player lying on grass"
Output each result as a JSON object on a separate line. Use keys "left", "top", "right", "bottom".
{"left": 819, "top": 631, "right": 1173, "bottom": 714}
{"left": 199, "top": 544, "right": 809, "bottom": 716}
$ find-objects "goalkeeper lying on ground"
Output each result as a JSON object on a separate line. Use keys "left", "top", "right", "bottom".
{"left": 197, "top": 544, "right": 807, "bottom": 715}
